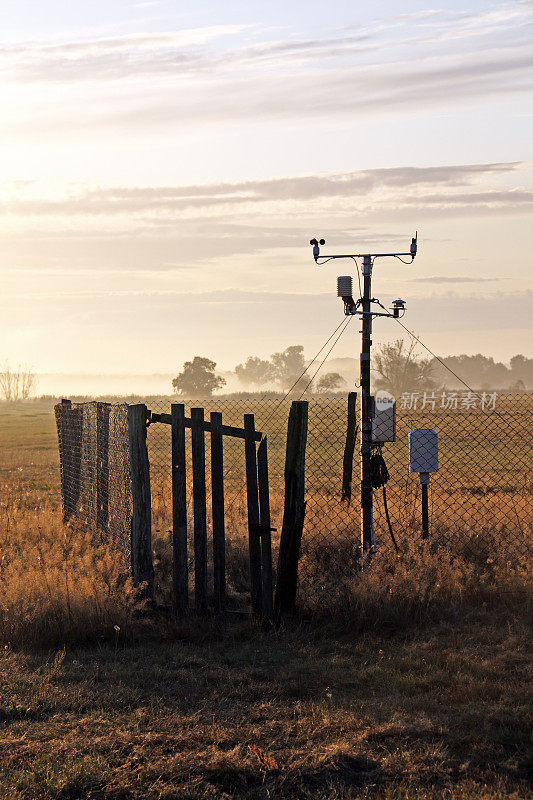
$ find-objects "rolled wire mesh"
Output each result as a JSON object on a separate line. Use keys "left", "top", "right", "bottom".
{"left": 55, "top": 401, "right": 132, "bottom": 561}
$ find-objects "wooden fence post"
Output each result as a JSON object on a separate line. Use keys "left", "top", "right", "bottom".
{"left": 341, "top": 392, "right": 358, "bottom": 503}
{"left": 127, "top": 404, "right": 154, "bottom": 600}
{"left": 96, "top": 402, "right": 110, "bottom": 531}
{"left": 274, "top": 400, "right": 308, "bottom": 619}
{"left": 210, "top": 412, "right": 226, "bottom": 614}
{"left": 171, "top": 403, "right": 188, "bottom": 614}
{"left": 191, "top": 407, "right": 208, "bottom": 613}
{"left": 244, "top": 414, "right": 262, "bottom": 616}
{"left": 257, "top": 437, "right": 274, "bottom": 621}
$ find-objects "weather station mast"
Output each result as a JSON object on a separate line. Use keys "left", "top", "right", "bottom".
{"left": 309, "top": 233, "right": 418, "bottom": 553}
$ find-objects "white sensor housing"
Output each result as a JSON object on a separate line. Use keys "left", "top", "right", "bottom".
{"left": 372, "top": 391, "right": 396, "bottom": 443}
{"left": 337, "top": 276, "right": 353, "bottom": 298}
{"left": 409, "top": 429, "right": 438, "bottom": 473}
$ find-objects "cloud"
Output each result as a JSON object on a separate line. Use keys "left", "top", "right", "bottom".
{"left": 1, "top": 162, "right": 526, "bottom": 218}
{"left": 3, "top": 2, "right": 531, "bottom": 84}
{"left": 1, "top": 286, "right": 531, "bottom": 339}
{"left": 1, "top": 1, "right": 532, "bottom": 134}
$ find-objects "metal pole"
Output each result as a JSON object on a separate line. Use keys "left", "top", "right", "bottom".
{"left": 420, "top": 472, "right": 430, "bottom": 539}
{"left": 360, "top": 255, "right": 373, "bottom": 551}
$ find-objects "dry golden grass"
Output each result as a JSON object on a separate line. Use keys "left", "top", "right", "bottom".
{"left": 0, "top": 604, "right": 530, "bottom": 799}
{"left": 0, "top": 492, "right": 141, "bottom": 648}
{"left": 0, "top": 400, "right": 531, "bottom": 798}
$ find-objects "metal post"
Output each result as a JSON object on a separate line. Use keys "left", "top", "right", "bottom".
{"left": 420, "top": 472, "right": 430, "bottom": 539}
{"left": 360, "top": 255, "right": 373, "bottom": 552}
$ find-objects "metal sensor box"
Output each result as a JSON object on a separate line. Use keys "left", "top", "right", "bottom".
{"left": 409, "top": 429, "right": 438, "bottom": 473}
{"left": 337, "top": 276, "right": 353, "bottom": 297}
{"left": 372, "top": 391, "right": 396, "bottom": 443}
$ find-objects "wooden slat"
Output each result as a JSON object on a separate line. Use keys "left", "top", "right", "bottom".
{"left": 257, "top": 436, "right": 274, "bottom": 621}
{"left": 127, "top": 404, "right": 154, "bottom": 600}
{"left": 191, "top": 407, "right": 208, "bottom": 613}
{"left": 151, "top": 412, "right": 262, "bottom": 441}
{"left": 244, "top": 414, "right": 262, "bottom": 615}
{"left": 274, "top": 401, "right": 308, "bottom": 619}
{"left": 341, "top": 392, "right": 358, "bottom": 503}
{"left": 171, "top": 403, "right": 188, "bottom": 614}
{"left": 210, "top": 412, "right": 226, "bottom": 614}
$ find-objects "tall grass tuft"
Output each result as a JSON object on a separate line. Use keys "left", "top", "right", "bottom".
{"left": 300, "top": 527, "right": 532, "bottom": 627}
{"left": 0, "top": 491, "right": 141, "bottom": 648}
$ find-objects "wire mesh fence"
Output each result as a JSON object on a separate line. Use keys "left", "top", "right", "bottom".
{"left": 146, "top": 390, "right": 532, "bottom": 609}
{"left": 55, "top": 392, "right": 533, "bottom": 612}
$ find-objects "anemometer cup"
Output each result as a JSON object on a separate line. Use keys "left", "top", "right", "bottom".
{"left": 310, "top": 238, "right": 325, "bottom": 260}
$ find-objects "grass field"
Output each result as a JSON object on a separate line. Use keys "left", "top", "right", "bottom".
{"left": 0, "top": 399, "right": 531, "bottom": 799}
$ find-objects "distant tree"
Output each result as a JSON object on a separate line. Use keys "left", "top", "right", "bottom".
{"left": 235, "top": 356, "right": 276, "bottom": 389}
{"left": 509, "top": 354, "right": 533, "bottom": 388}
{"left": 429, "top": 353, "right": 514, "bottom": 390}
{"left": 317, "top": 372, "right": 346, "bottom": 393}
{"left": 172, "top": 357, "right": 226, "bottom": 397}
{"left": 0, "top": 363, "right": 35, "bottom": 402}
{"left": 271, "top": 345, "right": 306, "bottom": 391}
{"left": 373, "top": 339, "right": 434, "bottom": 396}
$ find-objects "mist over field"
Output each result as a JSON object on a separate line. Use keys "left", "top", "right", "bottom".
{"left": 33, "top": 350, "right": 533, "bottom": 398}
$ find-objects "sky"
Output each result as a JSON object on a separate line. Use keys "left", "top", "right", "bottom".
{"left": 1, "top": 0, "right": 532, "bottom": 385}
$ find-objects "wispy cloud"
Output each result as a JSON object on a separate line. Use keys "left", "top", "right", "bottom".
{"left": 1, "top": 1, "right": 532, "bottom": 133}
{"left": 2, "top": 163, "right": 527, "bottom": 218}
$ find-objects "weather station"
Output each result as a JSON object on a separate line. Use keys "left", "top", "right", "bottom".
{"left": 309, "top": 233, "right": 418, "bottom": 554}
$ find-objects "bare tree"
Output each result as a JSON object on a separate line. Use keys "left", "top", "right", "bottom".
{"left": 0, "top": 363, "right": 36, "bottom": 402}
{"left": 373, "top": 339, "right": 434, "bottom": 396}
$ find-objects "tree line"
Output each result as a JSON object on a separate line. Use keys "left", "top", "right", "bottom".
{"left": 1, "top": 344, "right": 531, "bottom": 401}
{"left": 171, "top": 341, "right": 533, "bottom": 397}
{"left": 171, "top": 346, "right": 347, "bottom": 397}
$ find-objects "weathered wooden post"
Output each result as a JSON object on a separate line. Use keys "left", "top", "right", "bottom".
{"left": 127, "top": 404, "right": 154, "bottom": 600}
{"left": 171, "top": 403, "right": 188, "bottom": 614}
{"left": 210, "top": 411, "right": 226, "bottom": 614}
{"left": 274, "top": 400, "right": 308, "bottom": 619}
{"left": 191, "top": 407, "right": 208, "bottom": 613}
{"left": 244, "top": 414, "right": 263, "bottom": 616}
{"left": 341, "top": 392, "right": 358, "bottom": 503}
{"left": 257, "top": 436, "right": 274, "bottom": 621}
{"left": 96, "top": 402, "right": 110, "bottom": 531}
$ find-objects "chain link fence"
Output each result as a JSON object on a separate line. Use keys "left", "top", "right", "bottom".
{"left": 146, "top": 390, "right": 532, "bottom": 609}
{"left": 55, "top": 392, "right": 532, "bottom": 611}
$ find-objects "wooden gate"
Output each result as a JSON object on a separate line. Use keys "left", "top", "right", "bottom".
{"left": 150, "top": 405, "right": 274, "bottom": 618}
